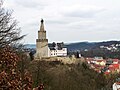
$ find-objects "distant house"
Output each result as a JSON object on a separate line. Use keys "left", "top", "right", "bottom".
{"left": 109, "top": 64, "right": 120, "bottom": 73}
{"left": 95, "top": 60, "right": 106, "bottom": 66}
{"left": 85, "top": 58, "right": 91, "bottom": 64}
{"left": 113, "top": 59, "right": 119, "bottom": 64}
{"left": 94, "top": 57, "right": 103, "bottom": 60}
{"left": 113, "top": 82, "right": 120, "bottom": 90}
{"left": 104, "top": 63, "right": 120, "bottom": 74}
{"left": 49, "top": 42, "right": 67, "bottom": 57}
{"left": 106, "top": 59, "right": 113, "bottom": 65}
{"left": 86, "top": 57, "right": 120, "bottom": 74}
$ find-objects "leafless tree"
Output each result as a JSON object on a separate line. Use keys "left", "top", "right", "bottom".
{"left": 0, "top": 1, "right": 25, "bottom": 48}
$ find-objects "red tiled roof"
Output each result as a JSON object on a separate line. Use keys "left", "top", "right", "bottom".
{"left": 109, "top": 64, "right": 119, "bottom": 71}
{"left": 96, "top": 60, "right": 106, "bottom": 62}
{"left": 113, "top": 59, "right": 119, "bottom": 62}
{"left": 104, "top": 71, "right": 110, "bottom": 75}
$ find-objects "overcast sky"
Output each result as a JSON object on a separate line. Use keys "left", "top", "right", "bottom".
{"left": 3, "top": 0, "right": 120, "bottom": 44}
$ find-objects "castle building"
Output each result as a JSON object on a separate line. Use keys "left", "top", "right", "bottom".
{"left": 49, "top": 42, "right": 67, "bottom": 57}
{"left": 36, "top": 19, "right": 50, "bottom": 58}
{"left": 36, "top": 19, "right": 67, "bottom": 58}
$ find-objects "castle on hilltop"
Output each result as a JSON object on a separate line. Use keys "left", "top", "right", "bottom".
{"left": 35, "top": 19, "right": 67, "bottom": 59}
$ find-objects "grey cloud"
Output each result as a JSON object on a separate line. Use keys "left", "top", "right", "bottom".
{"left": 5, "top": 0, "right": 120, "bottom": 43}
{"left": 46, "top": 20, "right": 68, "bottom": 24}
{"left": 64, "top": 9, "right": 105, "bottom": 18}
{"left": 14, "top": 0, "right": 46, "bottom": 9}
{"left": 22, "top": 21, "right": 39, "bottom": 29}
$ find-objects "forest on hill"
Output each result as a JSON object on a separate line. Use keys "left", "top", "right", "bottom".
{"left": 1, "top": 46, "right": 119, "bottom": 90}
{"left": 66, "top": 41, "right": 120, "bottom": 59}
{"left": 27, "top": 60, "right": 118, "bottom": 90}
{"left": 66, "top": 41, "right": 120, "bottom": 51}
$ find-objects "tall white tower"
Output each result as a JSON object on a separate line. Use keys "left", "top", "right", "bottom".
{"left": 36, "top": 19, "right": 50, "bottom": 58}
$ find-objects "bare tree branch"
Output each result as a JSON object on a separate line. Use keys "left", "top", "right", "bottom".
{"left": 0, "top": 1, "right": 25, "bottom": 48}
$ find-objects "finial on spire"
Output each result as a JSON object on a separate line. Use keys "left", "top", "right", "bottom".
{"left": 40, "top": 18, "right": 44, "bottom": 31}
{"left": 41, "top": 19, "right": 44, "bottom": 23}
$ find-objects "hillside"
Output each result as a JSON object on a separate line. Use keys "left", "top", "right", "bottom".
{"left": 25, "top": 40, "right": 120, "bottom": 52}
{"left": 28, "top": 60, "right": 108, "bottom": 90}
{"left": 65, "top": 42, "right": 96, "bottom": 51}
{"left": 66, "top": 41, "right": 120, "bottom": 52}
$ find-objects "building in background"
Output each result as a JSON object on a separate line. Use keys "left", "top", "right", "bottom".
{"left": 49, "top": 42, "right": 67, "bottom": 57}
{"left": 113, "top": 78, "right": 120, "bottom": 90}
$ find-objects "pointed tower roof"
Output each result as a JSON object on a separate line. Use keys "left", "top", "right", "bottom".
{"left": 40, "top": 19, "right": 45, "bottom": 31}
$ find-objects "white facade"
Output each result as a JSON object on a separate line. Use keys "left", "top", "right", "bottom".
{"left": 113, "top": 83, "right": 120, "bottom": 90}
{"left": 94, "top": 57, "right": 103, "bottom": 60}
{"left": 50, "top": 48, "right": 67, "bottom": 57}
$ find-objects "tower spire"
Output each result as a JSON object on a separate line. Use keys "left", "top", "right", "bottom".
{"left": 40, "top": 19, "right": 44, "bottom": 31}
{"left": 36, "top": 19, "right": 49, "bottom": 58}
